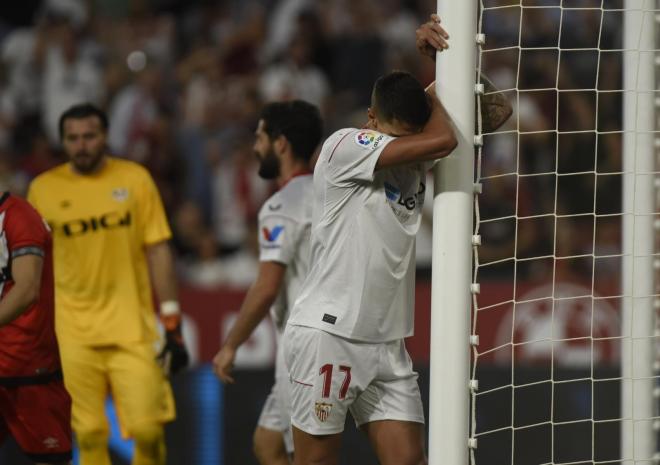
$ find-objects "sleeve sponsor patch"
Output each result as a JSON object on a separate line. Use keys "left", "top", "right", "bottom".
{"left": 353, "top": 130, "right": 385, "bottom": 150}
{"left": 259, "top": 215, "right": 299, "bottom": 264}
{"left": 260, "top": 223, "right": 285, "bottom": 249}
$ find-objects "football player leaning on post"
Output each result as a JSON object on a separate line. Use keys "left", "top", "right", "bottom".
{"left": 282, "top": 14, "right": 511, "bottom": 465}
{"left": 28, "top": 103, "right": 189, "bottom": 465}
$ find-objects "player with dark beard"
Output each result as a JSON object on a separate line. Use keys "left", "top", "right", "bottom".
{"left": 213, "top": 100, "right": 322, "bottom": 465}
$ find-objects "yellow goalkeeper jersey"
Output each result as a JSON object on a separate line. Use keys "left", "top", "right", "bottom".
{"left": 27, "top": 157, "right": 172, "bottom": 345}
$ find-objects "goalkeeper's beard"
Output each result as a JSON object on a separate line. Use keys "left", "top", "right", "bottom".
{"left": 71, "top": 148, "right": 105, "bottom": 174}
{"left": 257, "top": 150, "right": 280, "bottom": 180}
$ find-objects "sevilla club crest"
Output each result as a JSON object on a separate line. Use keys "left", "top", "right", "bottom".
{"left": 315, "top": 401, "right": 333, "bottom": 423}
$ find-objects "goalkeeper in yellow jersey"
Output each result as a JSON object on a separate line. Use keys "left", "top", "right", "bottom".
{"left": 27, "top": 103, "right": 189, "bottom": 465}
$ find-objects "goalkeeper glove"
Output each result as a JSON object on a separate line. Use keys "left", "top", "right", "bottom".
{"left": 158, "top": 313, "right": 190, "bottom": 376}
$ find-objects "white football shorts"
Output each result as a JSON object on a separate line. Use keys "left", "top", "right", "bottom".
{"left": 257, "top": 341, "right": 294, "bottom": 453}
{"left": 282, "top": 324, "right": 424, "bottom": 435}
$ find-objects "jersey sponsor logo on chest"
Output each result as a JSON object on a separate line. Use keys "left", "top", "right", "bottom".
{"left": 384, "top": 181, "right": 426, "bottom": 211}
{"left": 112, "top": 187, "right": 129, "bottom": 202}
{"left": 62, "top": 211, "right": 131, "bottom": 237}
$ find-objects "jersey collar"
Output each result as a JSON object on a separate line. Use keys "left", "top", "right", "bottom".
{"left": 279, "top": 169, "right": 312, "bottom": 189}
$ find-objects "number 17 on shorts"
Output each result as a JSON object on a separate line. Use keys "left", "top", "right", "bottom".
{"left": 284, "top": 325, "right": 360, "bottom": 435}
{"left": 283, "top": 324, "right": 425, "bottom": 436}
{"left": 315, "top": 364, "right": 352, "bottom": 422}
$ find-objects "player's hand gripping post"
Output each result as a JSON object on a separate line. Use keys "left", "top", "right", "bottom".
{"left": 416, "top": 13, "right": 450, "bottom": 59}
{"left": 157, "top": 302, "right": 190, "bottom": 376}
{"left": 417, "top": 13, "right": 512, "bottom": 132}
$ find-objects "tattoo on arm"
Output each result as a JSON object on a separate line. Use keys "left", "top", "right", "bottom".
{"left": 478, "top": 72, "right": 513, "bottom": 133}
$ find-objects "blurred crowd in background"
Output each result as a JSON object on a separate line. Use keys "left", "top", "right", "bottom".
{"left": 0, "top": 0, "right": 624, "bottom": 288}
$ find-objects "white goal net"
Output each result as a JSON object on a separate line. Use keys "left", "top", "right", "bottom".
{"left": 469, "top": 1, "right": 660, "bottom": 465}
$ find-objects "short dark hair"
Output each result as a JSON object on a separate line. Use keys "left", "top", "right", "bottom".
{"left": 372, "top": 71, "right": 431, "bottom": 131}
{"left": 59, "top": 103, "right": 108, "bottom": 140}
{"left": 260, "top": 100, "right": 323, "bottom": 162}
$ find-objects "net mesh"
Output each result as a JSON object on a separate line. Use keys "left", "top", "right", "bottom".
{"left": 471, "top": 1, "right": 660, "bottom": 465}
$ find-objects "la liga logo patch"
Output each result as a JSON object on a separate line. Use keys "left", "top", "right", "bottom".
{"left": 355, "top": 131, "right": 376, "bottom": 146}
{"left": 354, "top": 130, "right": 384, "bottom": 149}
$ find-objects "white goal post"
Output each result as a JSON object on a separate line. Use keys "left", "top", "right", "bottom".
{"left": 429, "top": 1, "right": 659, "bottom": 465}
{"left": 622, "top": 1, "right": 656, "bottom": 463}
{"left": 429, "top": 1, "right": 477, "bottom": 465}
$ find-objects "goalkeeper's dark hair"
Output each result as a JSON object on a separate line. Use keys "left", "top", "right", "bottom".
{"left": 260, "top": 100, "right": 323, "bottom": 162}
{"left": 59, "top": 103, "right": 108, "bottom": 140}
{"left": 372, "top": 70, "right": 431, "bottom": 131}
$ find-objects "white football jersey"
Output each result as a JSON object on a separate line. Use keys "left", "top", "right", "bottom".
{"left": 258, "top": 174, "right": 313, "bottom": 333}
{"left": 288, "top": 128, "right": 429, "bottom": 342}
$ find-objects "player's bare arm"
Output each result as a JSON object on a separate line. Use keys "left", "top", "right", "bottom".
{"left": 213, "top": 261, "right": 286, "bottom": 384}
{"left": 147, "top": 240, "right": 178, "bottom": 303}
{"left": 147, "top": 240, "right": 190, "bottom": 374}
{"left": 371, "top": 15, "right": 456, "bottom": 170}
{"left": 479, "top": 72, "right": 513, "bottom": 132}
{"left": 417, "top": 14, "right": 513, "bottom": 132}
{"left": 0, "top": 254, "right": 43, "bottom": 327}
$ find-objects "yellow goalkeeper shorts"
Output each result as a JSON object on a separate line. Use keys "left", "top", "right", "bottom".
{"left": 58, "top": 341, "right": 176, "bottom": 438}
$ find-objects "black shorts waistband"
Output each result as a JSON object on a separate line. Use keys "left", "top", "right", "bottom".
{"left": 0, "top": 369, "right": 63, "bottom": 387}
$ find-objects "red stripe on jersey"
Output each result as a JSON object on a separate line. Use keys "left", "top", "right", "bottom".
{"left": 327, "top": 132, "right": 353, "bottom": 163}
{"left": 293, "top": 379, "right": 313, "bottom": 387}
